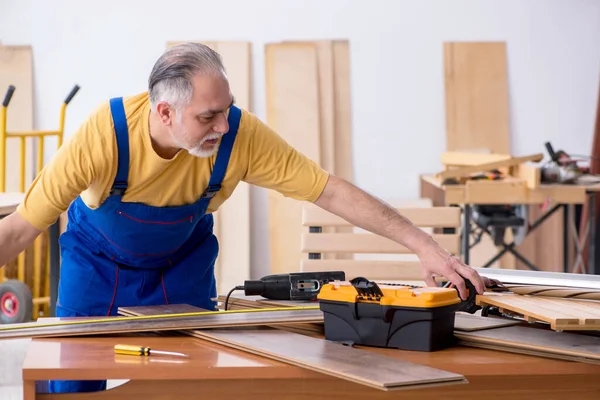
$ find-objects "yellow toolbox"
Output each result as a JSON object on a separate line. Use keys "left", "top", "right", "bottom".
{"left": 317, "top": 277, "right": 463, "bottom": 351}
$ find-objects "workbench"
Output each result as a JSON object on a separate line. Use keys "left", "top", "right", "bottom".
{"left": 420, "top": 174, "right": 600, "bottom": 274}
{"left": 18, "top": 333, "right": 600, "bottom": 399}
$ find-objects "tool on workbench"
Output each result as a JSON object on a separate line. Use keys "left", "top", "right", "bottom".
{"left": 540, "top": 141, "right": 585, "bottom": 184}
{"left": 316, "top": 277, "right": 467, "bottom": 352}
{"left": 114, "top": 344, "right": 189, "bottom": 357}
{"left": 224, "top": 271, "right": 346, "bottom": 310}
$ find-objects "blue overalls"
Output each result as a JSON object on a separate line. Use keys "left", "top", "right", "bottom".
{"left": 47, "top": 97, "right": 241, "bottom": 394}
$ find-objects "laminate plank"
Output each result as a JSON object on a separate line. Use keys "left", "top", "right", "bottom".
{"left": 191, "top": 328, "right": 466, "bottom": 391}
{"left": 455, "top": 325, "right": 600, "bottom": 363}
{"left": 0, "top": 308, "right": 324, "bottom": 339}
{"left": 454, "top": 313, "right": 521, "bottom": 332}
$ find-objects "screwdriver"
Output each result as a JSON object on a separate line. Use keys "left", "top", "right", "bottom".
{"left": 114, "top": 344, "right": 189, "bottom": 357}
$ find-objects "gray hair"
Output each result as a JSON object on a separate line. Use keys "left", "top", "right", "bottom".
{"left": 148, "top": 42, "right": 226, "bottom": 110}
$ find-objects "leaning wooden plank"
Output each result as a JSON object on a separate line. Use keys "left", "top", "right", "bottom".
{"left": 265, "top": 43, "right": 321, "bottom": 274}
{"left": 166, "top": 40, "right": 252, "bottom": 295}
{"left": 453, "top": 313, "right": 521, "bottom": 332}
{"left": 443, "top": 42, "right": 510, "bottom": 154}
{"left": 0, "top": 308, "right": 323, "bottom": 339}
{"left": 0, "top": 45, "right": 34, "bottom": 192}
{"left": 192, "top": 328, "right": 467, "bottom": 391}
{"left": 455, "top": 325, "right": 600, "bottom": 364}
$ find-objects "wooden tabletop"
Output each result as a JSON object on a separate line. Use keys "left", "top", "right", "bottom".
{"left": 0, "top": 192, "right": 23, "bottom": 216}
{"left": 21, "top": 333, "right": 600, "bottom": 399}
{"left": 420, "top": 174, "right": 600, "bottom": 204}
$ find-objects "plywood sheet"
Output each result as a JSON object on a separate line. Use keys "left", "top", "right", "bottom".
{"left": 0, "top": 45, "right": 34, "bottom": 193}
{"left": 443, "top": 42, "right": 510, "bottom": 154}
{"left": 265, "top": 43, "right": 321, "bottom": 274}
{"left": 166, "top": 41, "right": 251, "bottom": 294}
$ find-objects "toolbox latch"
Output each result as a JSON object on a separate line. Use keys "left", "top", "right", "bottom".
{"left": 350, "top": 277, "right": 384, "bottom": 301}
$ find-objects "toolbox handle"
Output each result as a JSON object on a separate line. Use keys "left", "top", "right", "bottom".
{"left": 64, "top": 85, "right": 80, "bottom": 104}
{"left": 350, "top": 277, "right": 384, "bottom": 299}
{"left": 2, "top": 85, "right": 15, "bottom": 107}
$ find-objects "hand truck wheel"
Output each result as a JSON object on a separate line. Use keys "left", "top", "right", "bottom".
{"left": 0, "top": 279, "right": 33, "bottom": 324}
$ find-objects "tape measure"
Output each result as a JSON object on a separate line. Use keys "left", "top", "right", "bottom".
{"left": 0, "top": 305, "right": 320, "bottom": 332}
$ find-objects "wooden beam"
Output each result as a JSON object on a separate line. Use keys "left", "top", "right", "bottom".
{"left": 436, "top": 154, "right": 544, "bottom": 180}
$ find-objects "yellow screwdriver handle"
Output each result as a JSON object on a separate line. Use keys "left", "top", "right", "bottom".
{"left": 114, "top": 344, "right": 151, "bottom": 356}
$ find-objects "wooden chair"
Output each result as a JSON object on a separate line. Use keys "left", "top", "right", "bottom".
{"left": 300, "top": 203, "right": 462, "bottom": 281}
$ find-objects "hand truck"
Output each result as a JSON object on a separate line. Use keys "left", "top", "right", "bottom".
{"left": 0, "top": 84, "right": 79, "bottom": 323}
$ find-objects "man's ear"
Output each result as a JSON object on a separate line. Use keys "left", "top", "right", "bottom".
{"left": 156, "top": 102, "right": 174, "bottom": 126}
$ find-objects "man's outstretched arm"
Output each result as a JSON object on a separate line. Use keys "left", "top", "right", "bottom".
{"left": 313, "top": 174, "right": 485, "bottom": 300}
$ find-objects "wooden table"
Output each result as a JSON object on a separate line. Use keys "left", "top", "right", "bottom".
{"left": 21, "top": 334, "right": 600, "bottom": 399}
{"left": 420, "top": 174, "right": 600, "bottom": 274}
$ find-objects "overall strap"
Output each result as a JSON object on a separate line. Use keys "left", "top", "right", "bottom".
{"left": 108, "top": 97, "right": 130, "bottom": 196}
{"left": 201, "top": 105, "right": 242, "bottom": 199}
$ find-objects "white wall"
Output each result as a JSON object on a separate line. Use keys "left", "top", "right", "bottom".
{"left": 1, "top": 0, "right": 600, "bottom": 278}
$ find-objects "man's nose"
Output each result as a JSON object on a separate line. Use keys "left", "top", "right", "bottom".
{"left": 214, "top": 113, "right": 229, "bottom": 134}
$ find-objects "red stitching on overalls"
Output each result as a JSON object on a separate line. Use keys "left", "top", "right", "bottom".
{"left": 107, "top": 257, "right": 119, "bottom": 316}
{"left": 97, "top": 228, "right": 183, "bottom": 257}
{"left": 117, "top": 210, "right": 193, "bottom": 225}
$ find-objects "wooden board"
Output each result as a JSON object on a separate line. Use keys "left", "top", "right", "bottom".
{"left": 166, "top": 41, "right": 251, "bottom": 295}
{"left": 453, "top": 313, "right": 521, "bottom": 332}
{"left": 265, "top": 43, "right": 321, "bottom": 274}
{"left": 502, "top": 284, "right": 600, "bottom": 301}
{"left": 0, "top": 45, "right": 34, "bottom": 193}
{"left": 455, "top": 325, "right": 600, "bottom": 364}
{"left": 443, "top": 42, "right": 510, "bottom": 154}
{"left": 476, "top": 293, "right": 600, "bottom": 331}
{"left": 0, "top": 308, "right": 324, "bottom": 339}
{"left": 192, "top": 328, "right": 467, "bottom": 391}
{"left": 120, "top": 304, "right": 466, "bottom": 391}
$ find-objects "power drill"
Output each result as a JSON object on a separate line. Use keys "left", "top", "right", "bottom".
{"left": 224, "top": 271, "right": 346, "bottom": 310}
{"left": 243, "top": 271, "right": 346, "bottom": 300}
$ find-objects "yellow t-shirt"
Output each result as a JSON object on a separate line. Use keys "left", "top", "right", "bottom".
{"left": 17, "top": 92, "right": 329, "bottom": 231}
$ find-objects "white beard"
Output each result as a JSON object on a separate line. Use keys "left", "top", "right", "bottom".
{"left": 171, "top": 129, "right": 222, "bottom": 158}
{"left": 186, "top": 132, "right": 222, "bottom": 158}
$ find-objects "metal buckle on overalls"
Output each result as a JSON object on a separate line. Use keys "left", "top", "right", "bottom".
{"left": 201, "top": 184, "right": 221, "bottom": 199}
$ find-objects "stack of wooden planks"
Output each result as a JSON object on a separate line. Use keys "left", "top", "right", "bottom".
{"left": 265, "top": 40, "right": 354, "bottom": 275}
{"left": 476, "top": 292, "right": 600, "bottom": 331}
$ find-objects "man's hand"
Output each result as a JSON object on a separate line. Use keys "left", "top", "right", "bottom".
{"left": 314, "top": 174, "right": 490, "bottom": 300}
{"left": 415, "top": 244, "right": 486, "bottom": 300}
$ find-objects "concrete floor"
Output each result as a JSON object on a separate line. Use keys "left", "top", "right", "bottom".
{"left": 0, "top": 338, "right": 30, "bottom": 400}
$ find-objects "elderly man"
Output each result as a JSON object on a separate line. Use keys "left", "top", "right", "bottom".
{"left": 0, "top": 43, "right": 486, "bottom": 393}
